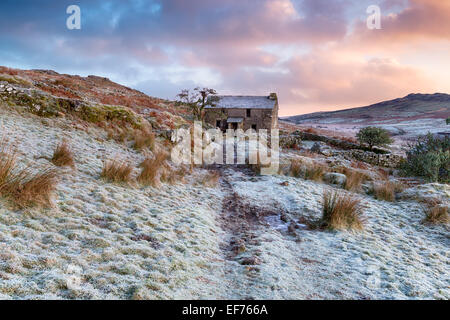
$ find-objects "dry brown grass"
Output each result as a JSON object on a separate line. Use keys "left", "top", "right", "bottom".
{"left": 1, "top": 139, "right": 59, "bottom": 208}
{"left": 339, "top": 167, "right": 368, "bottom": 192}
{"left": 422, "top": 202, "right": 449, "bottom": 225}
{"left": 199, "top": 170, "right": 220, "bottom": 188}
{"left": 101, "top": 158, "right": 134, "bottom": 184}
{"left": 289, "top": 159, "right": 303, "bottom": 178}
{"left": 137, "top": 151, "right": 168, "bottom": 186}
{"left": 0, "top": 140, "right": 17, "bottom": 185}
{"left": 133, "top": 126, "right": 155, "bottom": 151}
{"left": 350, "top": 161, "right": 369, "bottom": 170}
{"left": 373, "top": 181, "right": 396, "bottom": 202}
{"left": 321, "top": 191, "right": 364, "bottom": 231}
{"left": 0, "top": 167, "right": 59, "bottom": 209}
{"left": 161, "top": 167, "right": 187, "bottom": 185}
{"left": 304, "top": 163, "right": 326, "bottom": 181}
{"left": 51, "top": 140, "right": 75, "bottom": 168}
{"left": 289, "top": 159, "right": 326, "bottom": 181}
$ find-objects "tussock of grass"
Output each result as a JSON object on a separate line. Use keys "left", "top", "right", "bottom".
{"left": 0, "top": 167, "right": 59, "bottom": 208}
{"left": 137, "top": 151, "right": 168, "bottom": 186}
{"left": 51, "top": 140, "right": 74, "bottom": 167}
{"left": 340, "top": 167, "right": 368, "bottom": 192}
{"left": 161, "top": 167, "right": 187, "bottom": 185}
{"left": 289, "top": 159, "right": 303, "bottom": 178}
{"left": 199, "top": 170, "right": 220, "bottom": 188}
{"left": 101, "top": 158, "right": 134, "bottom": 184}
{"left": 0, "top": 140, "right": 17, "bottom": 185}
{"left": 373, "top": 181, "right": 395, "bottom": 202}
{"left": 133, "top": 126, "right": 155, "bottom": 151}
{"left": 289, "top": 159, "right": 326, "bottom": 181}
{"left": 321, "top": 191, "right": 364, "bottom": 231}
{"left": 304, "top": 164, "right": 326, "bottom": 181}
{"left": 0, "top": 139, "right": 58, "bottom": 208}
{"left": 422, "top": 203, "right": 449, "bottom": 225}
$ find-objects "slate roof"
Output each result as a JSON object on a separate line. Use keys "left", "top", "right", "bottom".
{"left": 205, "top": 95, "right": 277, "bottom": 110}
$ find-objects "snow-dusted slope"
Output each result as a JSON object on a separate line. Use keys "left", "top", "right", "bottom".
{"left": 0, "top": 108, "right": 228, "bottom": 299}
{"left": 0, "top": 106, "right": 448, "bottom": 300}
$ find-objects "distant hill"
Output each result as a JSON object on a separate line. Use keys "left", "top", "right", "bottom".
{"left": 284, "top": 93, "right": 450, "bottom": 124}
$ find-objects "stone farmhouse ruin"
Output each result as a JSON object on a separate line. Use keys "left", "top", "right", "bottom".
{"left": 204, "top": 93, "right": 279, "bottom": 132}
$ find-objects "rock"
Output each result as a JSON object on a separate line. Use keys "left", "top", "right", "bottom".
{"left": 323, "top": 172, "right": 347, "bottom": 187}
{"left": 310, "top": 142, "right": 321, "bottom": 153}
{"left": 240, "top": 256, "right": 262, "bottom": 265}
{"left": 279, "top": 181, "right": 289, "bottom": 186}
{"left": 287, "top": 222, "right": 297, "bottom": 234}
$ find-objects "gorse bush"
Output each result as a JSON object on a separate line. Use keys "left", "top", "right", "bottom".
{"left": 400, "top": 133, "right": 449, "bottom": 183}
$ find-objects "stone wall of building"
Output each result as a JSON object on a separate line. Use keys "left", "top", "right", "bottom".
{"left": 204, "top": 107, "right": 274, "bottom": 131}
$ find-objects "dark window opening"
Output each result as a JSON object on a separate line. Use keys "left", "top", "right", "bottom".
{"left": 246, "top": 109, "right": 251, "bottom": 117}
{"left": 216, "top": 120, "right": 221, "bottom": 128}
{"left": 251, "top": 124, "right": 257, "bottom": 130}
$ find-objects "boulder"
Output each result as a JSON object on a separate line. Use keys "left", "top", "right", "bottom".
{"left": 310, "top": 142, "right": 321, "bottom": 153}
{"left": 323, "top": 172, "right": 347, "bottom": 187}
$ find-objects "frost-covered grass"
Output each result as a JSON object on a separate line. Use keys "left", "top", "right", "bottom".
{"left": 225, "top": 168, "right": 449, "bottom": 299}
{"left": 0, "top": 106, "right": 448, "bottom": 300}
{"left": 0, "top": 108, "right": 227, "bottom": 299}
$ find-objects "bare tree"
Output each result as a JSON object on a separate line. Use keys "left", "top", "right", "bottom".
{"left": 177, "top": 87, "right": 219, "bottom": 121}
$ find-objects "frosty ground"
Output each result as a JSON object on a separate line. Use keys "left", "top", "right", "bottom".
{"left": 0, "top": 107, "right": 448, "bottom": 300}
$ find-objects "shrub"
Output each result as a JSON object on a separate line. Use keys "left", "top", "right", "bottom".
{"left": 137, "top": 151, "right": 168, "bottom": 186}
{"left": 51, "top": 140, "right": 74, "bottom": 167}
{"left": 422, "top": 204, "right": 449, "bottom": 225}
{"left": 321, "top": 191, "right": 364, "bottom": 230}
{"left": 373, "top": 181, "right": 395, "bottom": 202}
{"left": 356, "top": 126, "right": 393, "bottom": 150}
{"left": 400, "top": 133, "right": 449, "bottom": 183}
{"left": 101, "top": 158, "right": 134, "bottom": 184}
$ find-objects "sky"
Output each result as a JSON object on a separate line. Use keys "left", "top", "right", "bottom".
{"left": 0, "top": 0, "right": 449, "bottom": 116}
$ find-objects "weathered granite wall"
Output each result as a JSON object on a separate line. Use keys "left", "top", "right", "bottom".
{"left": 292, "top": 131, "right": 389, "bottom": 154}
{"left": 342, "top": 150, "right": 404, "bottom": 168}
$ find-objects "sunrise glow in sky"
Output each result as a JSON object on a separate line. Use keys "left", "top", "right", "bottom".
{"left": 0, "top": 0, "right": 449, "bottom": 116}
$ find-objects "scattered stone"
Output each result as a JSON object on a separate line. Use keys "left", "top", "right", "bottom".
{"left": 279, "top": 181, "right": 289, "bottom": 186}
